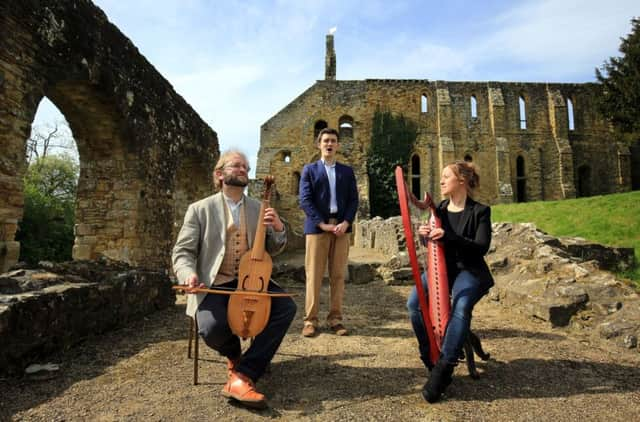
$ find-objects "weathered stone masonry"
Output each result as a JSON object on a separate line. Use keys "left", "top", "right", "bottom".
{"left": 0, "top": 0, "right": 219, "bottom": 272}
{"left": 257, "top": 34, "right": 632, "bottom": 232}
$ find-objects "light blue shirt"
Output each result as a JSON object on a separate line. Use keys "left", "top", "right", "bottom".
{"left": 322, "top": 159, "right": 338, "bottom": 214}
{"left": 223, "top": 194, "right": 244, "bottom": 227}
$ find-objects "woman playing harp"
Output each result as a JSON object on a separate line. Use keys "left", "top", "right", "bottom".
{"left": 407, "top": 160, "right": 494, "bottom": 403}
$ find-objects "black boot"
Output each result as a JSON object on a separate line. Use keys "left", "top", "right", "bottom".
{"left": 422, "top": 358, "right": 455, "bottom": 403}
{"left": 422, "top": 358, "right": 434, "bottom": 373}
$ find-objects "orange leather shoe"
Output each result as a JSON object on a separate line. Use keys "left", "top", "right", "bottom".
{"left": 222, "top": 371, "right": 267, "bottom": 409}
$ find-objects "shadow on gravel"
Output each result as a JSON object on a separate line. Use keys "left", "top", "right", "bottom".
{"left": 476, "top": 327, "right": 566, "bottom": 341}
{"left": 345, "top": 326, "right": 416, "bottom": 338}
{"left": 256, "top": 351, "right": 640, "bottom": 416}
{"left": 0, "top": 302, "right": 188, "bottom": 420}
{"left": 445, "top": 357, "right": 640, "bottom": 402}
{"left": 259, "top": 352, "right": 424, "bottom": 415}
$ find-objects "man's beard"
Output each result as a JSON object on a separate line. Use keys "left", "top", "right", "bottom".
{"left": 224, "top": 174, "right": 248, "bottom": 187}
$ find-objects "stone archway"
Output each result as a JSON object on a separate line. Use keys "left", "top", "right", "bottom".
{"left": 0, "top": 0, "right": 218, "bottom": 271}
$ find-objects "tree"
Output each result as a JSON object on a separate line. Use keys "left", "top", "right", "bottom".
{"left": 595, "top": 17, "right": 640, "bottom": 136}
{"left": 24, "top": 154, "right": 78, "bottom": 201}
{"left": 25, "top": 120, "right": 76, "bottom": 163}
{"left": 366, "top": 109, "right": 418, "bottom": 218}
{"left": 16, "top": 154, "right": 79, "bottom": 264}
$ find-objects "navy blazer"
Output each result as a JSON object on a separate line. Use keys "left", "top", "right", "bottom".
{"left": 299, "top": 160, "right": 359, "bottom": 235}
{"left": 436, "top": 197, "right": 494, "bottom": 292}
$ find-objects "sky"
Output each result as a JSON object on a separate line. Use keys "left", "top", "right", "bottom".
{"left": 33, "top": 0, "right": 638, "bottom": 174}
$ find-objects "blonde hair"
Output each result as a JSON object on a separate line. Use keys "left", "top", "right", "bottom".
{"left": 447, "top": 160, "right": 480, "bottom": 195}
{"left": 213, "top": 149, "right": 249, "bottom": 189}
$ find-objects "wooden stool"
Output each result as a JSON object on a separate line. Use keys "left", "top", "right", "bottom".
{"left": 187, "top": 316, "right": 255, "bottom": 385}
{"left": 188, "top": 316, "right": 199, "bottom": 385}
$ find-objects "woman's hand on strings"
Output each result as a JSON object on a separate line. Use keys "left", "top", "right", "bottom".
{"left": 418, "top": 224, "right": 444, "bottom": 240}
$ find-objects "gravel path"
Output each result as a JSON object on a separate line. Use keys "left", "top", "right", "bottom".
{"left": 2, "top": 279, "right": 639, "bottom": 421}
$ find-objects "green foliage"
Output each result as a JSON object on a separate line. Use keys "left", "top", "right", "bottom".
{"left": 16, "top": 154, "right": 78, "bottom": 264}
{"left": 367, "top": 109, "right": 418, "bottom": 218}
{"left": 595, "top": 17, "right": 640, "bottom": 137}
{"left": 492, "top": 191, "right": 640, "bottom": 287}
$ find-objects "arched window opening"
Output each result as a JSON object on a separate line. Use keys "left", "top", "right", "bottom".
{"left": 464, "top": 154, "right": 473, "bottom": 162}
{"left": 567, "top": 98, "right": 575, "bottom": 131}
{"left": 516, "top": 155, "right": 526, "bottom": 202}
{"left": 577, "top": 165, "right": 591, "bottom": 197}
{"left": 292, "top": 171, "right": 301, "bottom": 195}
{"left": 338, "top": 115, "right": 354, "bottom": 138}
{"left": 314, "top": 120, "right": 328, "bottom": 140}
{"left": 282, "top": 151, "right": 291, "bottom": 163}
{"left": 519, "top": 96, "right": 527, "bottom": 130}
{"left": 411, "top": 154, "right": 421, "bottom": 198}
{"left": 26, "top": 98, "right": 79, "bottom": 165}
{"left": 470, "top": 95, "right": 478, "bottom": 119}
{"left": 18, "top": 97, "right": 79, "bottom": 265}
{"left": 421, "top": 94, "right": 428, "bottom": 113}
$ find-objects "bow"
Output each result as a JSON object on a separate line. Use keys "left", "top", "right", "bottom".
{"left": 172, "top": 285, "right": 296, "bottom": 298}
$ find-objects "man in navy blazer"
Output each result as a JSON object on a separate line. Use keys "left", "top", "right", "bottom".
{"left": 299, "top": 128, "right": 358, "bottom": 337}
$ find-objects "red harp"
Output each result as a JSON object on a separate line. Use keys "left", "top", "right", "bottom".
{"left": 395, "top": 166, "right": 450, "bottom": 365}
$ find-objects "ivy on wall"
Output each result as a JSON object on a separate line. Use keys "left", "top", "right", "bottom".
{"left": 366, "top": 108, "right": 417, "bottom": 218}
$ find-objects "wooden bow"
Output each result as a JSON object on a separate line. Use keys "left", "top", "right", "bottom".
{"left": 172, "top": 285, "right": 295, "bottom": 298}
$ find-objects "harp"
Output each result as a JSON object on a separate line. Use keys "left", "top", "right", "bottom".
{"left": 395, "top": 166, "right": 450, "bottom": 365}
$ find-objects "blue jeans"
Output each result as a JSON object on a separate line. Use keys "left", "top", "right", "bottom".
{"left": 407, "top": 271, "right": 487, "bottom": 366}
{"left": 197, "top": 280, "right": 296, "bottom": 381}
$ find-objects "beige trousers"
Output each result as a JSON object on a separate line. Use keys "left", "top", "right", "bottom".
{"left": 303, "top": 228, "right": 351, "bottom": 327}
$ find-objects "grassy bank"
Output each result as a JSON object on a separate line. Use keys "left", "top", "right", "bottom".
{"left": 492, "top": 190, "right": 640, "bottom": 286}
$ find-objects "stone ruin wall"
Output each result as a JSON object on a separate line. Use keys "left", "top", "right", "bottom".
{"left": 258, "top": 79, "right": 631, "bottom": 234}
{"left": 353, "top": 216, "right": 404, "bottom": 257}
{"left": 0, "top": 259, "right": 176, "bottom": 375}
{"left": 0, "top": 0, "right": 221, "bottom": 375}
{"left": 0, "top": 0, "right": 218, "bottom": 272}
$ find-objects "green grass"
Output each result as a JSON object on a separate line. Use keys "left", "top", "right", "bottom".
{"left": 492, "top": 190, "right": 640, "bottom": 287}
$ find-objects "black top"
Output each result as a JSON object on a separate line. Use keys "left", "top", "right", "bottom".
{"left": 436, "top": 198, "right": 494, "bottom": 292}
{"left": 444, "top": 209, "right": 463, "bottom": 236}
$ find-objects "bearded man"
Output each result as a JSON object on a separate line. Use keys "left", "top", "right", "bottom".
{"left": 172, "top": 150, "right": 296, "bottom": 409}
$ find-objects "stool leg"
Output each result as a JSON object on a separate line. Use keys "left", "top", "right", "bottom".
{"left": 188, "top": 317, "right": 194, "bottom": 359}
{"left": 193, "top": 317, "right": 199, "bottom": 385}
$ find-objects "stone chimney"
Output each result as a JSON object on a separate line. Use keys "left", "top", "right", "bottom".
{"left": 325, "top": 34, "right": 336, "bottom": 81}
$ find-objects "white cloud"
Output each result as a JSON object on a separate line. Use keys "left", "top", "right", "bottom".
{"left": 469, "top": 0, "right": 637, "bottom": 80}
{"left": 341, "top": 0, "right": 637, "bottom": 82}
{"left": 169, "top": 64, "right": 265, "bottom": 120}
